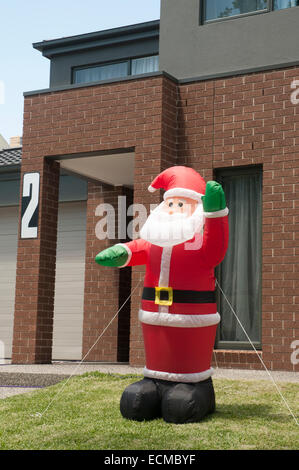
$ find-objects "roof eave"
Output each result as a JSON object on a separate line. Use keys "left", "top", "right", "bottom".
{"left": 33, "top": 19, "right": 160, "bottom": 59}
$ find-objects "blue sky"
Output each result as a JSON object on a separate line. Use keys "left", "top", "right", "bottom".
{"left": 0, "top": 0, "right": 161, "bottom": 144}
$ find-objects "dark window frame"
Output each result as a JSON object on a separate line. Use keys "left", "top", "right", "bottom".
{"left": 72, "top": 54, "right": 159, "bottom": 85}
{"left": 214, "top": 165, "right": 263, "bottom": 351}
{"left": 72, "top": 59, "right": 130, "bottom": 84}
{"left": 200, "top": 0, "right": 299, "bottom": 25}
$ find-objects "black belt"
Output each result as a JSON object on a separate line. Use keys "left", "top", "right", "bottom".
{"left": 142, "top": 287, "right": 216, "bottom": 305}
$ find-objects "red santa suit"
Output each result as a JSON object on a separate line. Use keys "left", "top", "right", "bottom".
{"left": 119, "top": 167, "right": 229, "bottom": 383}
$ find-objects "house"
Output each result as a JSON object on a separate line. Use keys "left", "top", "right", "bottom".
{"left": 0, "top": 146, "right": 88, "bottom": 360}
{"left": 0, "top": 134, "right": 9, "bottom": 151}
{"left": 1, "top": 1, "right": 299, "bottom": 372}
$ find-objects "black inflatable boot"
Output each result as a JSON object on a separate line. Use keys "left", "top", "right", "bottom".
{"left": 120, "top": 378, "right": 161, "bottom": 421}
{"left": 120, "top": 376, "right": 215, "bottom": 424}
{"left": 160, "top": 377, "right": 215, "bottom": 424}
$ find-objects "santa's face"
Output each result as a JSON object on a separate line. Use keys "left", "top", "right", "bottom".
{"left": 140, "top": 196, "right": 204, "bottom": 248}
{"left": 162, "top": 197, "right": 198, "bottom": 216}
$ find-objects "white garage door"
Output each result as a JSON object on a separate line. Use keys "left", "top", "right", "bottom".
{"left": 52, "top": 201, "right": 86, "bottom": 360}
{"left": 0, "top": 206, "right": 18, "bottom": 358}
{"left": 0, "top": 201, "right": 86, "bottom": 361}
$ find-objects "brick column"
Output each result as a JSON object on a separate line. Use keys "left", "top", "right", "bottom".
{"left": 12, "top": 158, "right": 60, "bottom": 364}
{"left": 82, "top": 181, "right": 131, "bottom": 361}
{"left": 129, "top": 77, "right": 178, "bottom": 367}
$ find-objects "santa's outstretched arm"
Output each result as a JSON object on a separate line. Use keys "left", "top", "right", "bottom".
{"left": 95, "top": 238, "right": 150, "bottom": 268}
{"left": 200, "top": 181, "right": 229, "bottom": 268}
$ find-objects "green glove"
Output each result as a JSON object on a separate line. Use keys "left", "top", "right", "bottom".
{"left": 95, "top": 244, "right": 128, "bottom": 267}
{"left": 201, "top": 181, "right": 226, "bottom": 212}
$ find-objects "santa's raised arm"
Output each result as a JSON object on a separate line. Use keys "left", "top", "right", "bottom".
{"left": 95, "top": 166, "right": 229, "bottom": 424}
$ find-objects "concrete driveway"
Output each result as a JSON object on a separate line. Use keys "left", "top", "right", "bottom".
{"left": 0, "top": 362, "right": 298, "bottom": 399}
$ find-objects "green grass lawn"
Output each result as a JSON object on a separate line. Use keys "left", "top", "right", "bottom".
{"left": 0, "top": 372, "right": 298, "bottom": 450}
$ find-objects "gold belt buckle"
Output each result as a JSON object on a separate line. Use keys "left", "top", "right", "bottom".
{"left": 155, "top": 287, "right": 173, "bottom": 306}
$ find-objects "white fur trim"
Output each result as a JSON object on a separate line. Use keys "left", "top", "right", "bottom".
{"left": 143, "top": 367, "right": 214, "bottom": 383}
{"left": 115, "top": 243, "right": 132, "bottom": 267}
{"left": 139, "top": 309, "right": 220, "bottom": 328}
{"left": 148, "top": 185, "right": 156, "bottom": 192}
{"left": 163, "top": 188, "right": 204, "bottom": 202}
{"left": 158, "top": 247, "right": 173, "bottom": 314}
{"left": 159, "top": 248, "right": 172, "bottom": 289}
{"left": 204, "top": 207, "right": 229, "bottom": 218}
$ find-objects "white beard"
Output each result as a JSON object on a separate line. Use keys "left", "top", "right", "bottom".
{"left": 140, "top": 202, "right": 204, "bottom": 248}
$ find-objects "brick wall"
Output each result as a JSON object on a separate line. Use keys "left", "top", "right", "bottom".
{"left": 17, "top": 68, "right": 299, "bottom": 371}
{"left": 83, "top": 183, "right": 134, "bottom": 362}
{"left": 117, "top": 187, "right": 133, "bottom": 362}
{"left": 12, "top": 158, "right": 60, "bottom": 363}
{"left": 177, "top": 67, "right": 299, "bottom": 372}
{"left": 16, "top": 74, "right": 177, "bottom": 364}
{"left": 129, "top": 77, "right": 178, "bottom": 366}
{"left": 82, "top": 181, "right": 122, "bottom": 362}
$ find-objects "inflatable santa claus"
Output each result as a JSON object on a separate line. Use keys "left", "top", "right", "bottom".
{"left": 95, "top": 166, "right": 229, "bottom": 423}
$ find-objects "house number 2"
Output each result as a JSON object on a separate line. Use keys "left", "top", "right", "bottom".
{"left": 20, "top": 172, "right": 40, "bottom": 239}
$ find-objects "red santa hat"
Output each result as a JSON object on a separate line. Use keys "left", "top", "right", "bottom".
{"left": 148, "top": 166, "right": 206, "bottom": 202}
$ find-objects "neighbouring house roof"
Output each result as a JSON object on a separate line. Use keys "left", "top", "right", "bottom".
{"left": 0, "top": 147, "right": 22, "bottom": 167}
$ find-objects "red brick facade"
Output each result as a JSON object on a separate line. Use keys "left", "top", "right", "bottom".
{"left": 13, "top": 158, "right": 60, "bottom": 363}
{"left": 13, "top": 68, "right": 299, "bottom": 372}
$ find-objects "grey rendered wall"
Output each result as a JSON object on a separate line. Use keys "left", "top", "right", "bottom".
{"left": 159, "top": 0, "right": 299, "bottom": 80}
{"left": 50, "top": 38, "right": 159, "bottom": 87}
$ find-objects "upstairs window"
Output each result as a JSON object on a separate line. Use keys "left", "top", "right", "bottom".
{"left": 131, "top": 55, "right": 159, "bottom": 75}
{"left": 274, "top": 0, "right": 299, "bottom": 9}
{"left": 73, "top": 55, "right": 159, "bottom": 85}
{"left": 203, "top": 0, "right": 268, "bottom": 22}
{"left": 74, "top": 62, "right": 128, "bottom": 84}
{"left": 202, "top": 0, "right": 299, "bottom": 23}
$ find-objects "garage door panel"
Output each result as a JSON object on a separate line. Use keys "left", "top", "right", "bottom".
{"left": 56, "top": 243, "right": 86, "bottom": 259}
{"left": 0, "top": 302, "right": 15, "bottom": 310}
{"left": 54, "top": 347, "right": 83, "bottom": 358}
{"left": 53, "top": 298, "right": 84, "bottom": 307}
{"left": 0, "top": 284, "right": 15, "bottom": 296}
{"left": 57, "top": 206, "right": 86, "bottom": 231}
{"left": 57, "top": 232, "right": 86, "bottom": 245}
{"left": 0, "top": 207, "right": 19, "bottom": 235}
{"left": 0, "top": 206, "right": 18, "bottom": 358}
{"left": 52, "top": 201, "right": 86, "bottom": 361}
{"left": 53, "top": 310, "right": 84, "bottom": 318}
{"left": 0, "top": 240, "right": 18, "bottom": 263}
{"left": 55, "top": 262, "right": 86, "bottom": 272}
{"left": 56, "top": 254, "right": 86, "bottom": 260}
{"left": 54, "top": 274, "right": 85, "bottom": 283}
{"left": 0, "top": 326, "right": 12, "bottom": 336}
{"left": 56, "top": 261, "right": 86, "bottom": 270}
{"left": 1, "top": 201, "right": 86, "bottom": 361}
{"left": 55, "top": 277, "right": 85, "bottom": 287}
{"left": 53, "top": 321, "right": 82, "bottom": 329}
{"left": 0, "top": 273, "right": 17, "bottom": 283}
{"left": 0, "top": 236, "right": 18, "bottom": 248}
{"left": 0, "top": 329, "right": 13, "bottom": 359}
